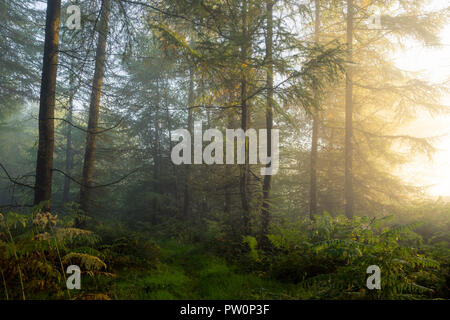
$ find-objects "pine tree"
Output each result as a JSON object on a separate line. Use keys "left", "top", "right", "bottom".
{"left": 34, "top": 0, "right": 62, "bottom": 210}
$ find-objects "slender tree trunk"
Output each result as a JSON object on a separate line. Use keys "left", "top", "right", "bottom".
{"left": 260, "top": 0, "right": 273, "bottom": 244}
{"left": 63, "top": 60, "right": 76, "bottom": 202}
{"left": 345, "top": 0, "right": 354, "bottom": 219}
{"left": 309, "top": 0, "right": 320, "bottom": 220}
{"left": 63, "top": 94, "right": 74, "bottom": 202}
{"left": 153, "top": 79, "right": 161, "bottom": 184}
{"left": 225, "top": 106, "right": 234, "bottom": 216}
{"left": 183, "top": 69, "right": 194, "bottom": 218}
{"left": 224, "top": 169, "right": 233, "bottom": 238}
{"left": 240, "top": 0, "right": 250, "bottom": 235}
{"left": 34, "top": 0, "right": 62, "bottom": 210}
{"left": 79, "top": 0, "right": 110, "bottom": 215}
{"left": 224, "top": 167, "right": 232, "bottom": 216}
{"left": 165, "top": 81, "right": 178, "bottom": 204}
{"left": 200, "top": 78, "right": 213, "bottom": 217}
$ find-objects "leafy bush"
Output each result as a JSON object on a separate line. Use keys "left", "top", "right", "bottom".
{"left": 241, "top": 213, "right": 449, "bottom": 299}
{"left": 0, "top": 209, "right": 109, "bottom": 299}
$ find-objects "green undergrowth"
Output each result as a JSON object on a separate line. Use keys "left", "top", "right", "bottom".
{"left": 1, "top": 206, "right": 448, "bottom": 300}
{"left": 108, "top": 240, "right": 307, "bottom": 299}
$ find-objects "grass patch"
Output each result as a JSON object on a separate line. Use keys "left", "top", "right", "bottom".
{"left": 108, "top": 239, "right": 310, "bottom": 299}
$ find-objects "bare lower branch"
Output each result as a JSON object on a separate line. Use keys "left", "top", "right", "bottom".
{"left": 0, "top": 162, "right": 35, "bottom": 189}
{"left": 52, "top": 167, "right": 142, "bottom": 189}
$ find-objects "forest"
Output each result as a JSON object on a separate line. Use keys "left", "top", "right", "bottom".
{"left": 0, "top": 0, "right": 449, "bottom": 301}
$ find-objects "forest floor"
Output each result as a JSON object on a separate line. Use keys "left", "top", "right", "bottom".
{"left": 105, "top": 240, "right": 301, "bottom": 300}
{"left": 2, "top": 210, "right": 448, "bottom": 300}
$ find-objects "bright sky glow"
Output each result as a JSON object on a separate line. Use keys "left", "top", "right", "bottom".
{"left": 393, "top": 1, "right": 450, "bottom": 196}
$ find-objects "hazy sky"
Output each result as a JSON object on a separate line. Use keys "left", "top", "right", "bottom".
{"left": 393, "top": 1, "right": 450, "bottom": 196}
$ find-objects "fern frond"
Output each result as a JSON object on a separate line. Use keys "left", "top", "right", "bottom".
{"left": 62, "top": 253, "right": 107, "bottom": 271}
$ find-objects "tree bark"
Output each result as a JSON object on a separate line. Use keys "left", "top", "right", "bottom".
{"left": 260, "top": 0, "right": 274, "bottom": 244}
{"left": 79, "top": 0, "right": 111, "bottom": 215}
{"left": 309, "top": 0, "right": 320, "bottom": 220}
{"left": 345, "top": 0, "right": 354, "bottom": 219}
{"left": 34, "top": 0, "right": 62, "bottom": 210}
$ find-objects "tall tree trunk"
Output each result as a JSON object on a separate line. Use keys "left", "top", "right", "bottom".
{"left": 309, "top": 0, "right": 320, "bottom": 220}
{"left": 63, "top": 93, "right": 74, "bottom": 202}
{"left": 165, "top": 81, "right": 178, "bottom": 204}
{"left": 63, "top": 60, "right": 76, "bottom": 203}
{"left": 79, "top": 0, "right": 110, "bottom": 215}
{"left": 183, "top": 69, "right": 194, "bottom": 218}
{"left": 345, "top": 0, "right": 354, "bottom": 219}
{"left": 224, "top": 91, "right": 234, "bottom": 228}
{"left": 153, "top": 79, "right": 161, "bottom": 184}
{"left": 260, "top": 0, "right": 273, "bottom": 245}
{"left": 240, "top": 0, "right": 250, "bottom": 235}
{"left": 34, "top": 0, "right": 62, "bottom": 210}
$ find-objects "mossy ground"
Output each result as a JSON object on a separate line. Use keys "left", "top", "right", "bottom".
{"left": 103, "top": 240, "right": 306, "bottom": 300}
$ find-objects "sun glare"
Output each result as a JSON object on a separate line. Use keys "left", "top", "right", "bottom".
{"left": 392, "top": 4, "right": 450, "bottom": 197}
